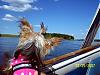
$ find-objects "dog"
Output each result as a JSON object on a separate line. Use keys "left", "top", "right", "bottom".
{"left": 1, "top": 18, "right": 61, "bottom": 75}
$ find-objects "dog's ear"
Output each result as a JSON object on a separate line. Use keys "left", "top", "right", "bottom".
{"left": 44, "top": 37, "right": 62, "bottom": 51}
{"left": 20, "top": 18, "right": 34, "bottom": 32}
{"left": 18, "top": 19, "right": 34, "bottom": 47}
{"left": 50, "top": 37, "right": 62, "bottom": 46}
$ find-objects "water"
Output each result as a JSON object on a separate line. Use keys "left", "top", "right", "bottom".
{"left": 0, "top": 37, "right": 82, "bottom": 59}
{"left": 0, "top": 37, "right": 18, "bottom": 64}
{"left": 0, "top": 37, "right": 83, "bottom": 61}
{"left": 45, "top": 40, "right": 82, "bottom": 60}
{"left": 0, "top": 37, "right": 99, "bottom": 75}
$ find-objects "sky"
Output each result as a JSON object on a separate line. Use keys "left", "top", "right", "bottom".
{"left": 0, "top": 0, "right": 99, "bottom": 39}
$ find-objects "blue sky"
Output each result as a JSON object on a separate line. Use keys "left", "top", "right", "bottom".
{"left": 0, "top": 0, "right": 99, "bottom": 39}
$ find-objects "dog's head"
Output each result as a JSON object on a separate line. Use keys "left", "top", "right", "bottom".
{"left": 16, "top": 19, "right": 45, "bottom": 58}
{"left": 17, "top": 18, "right": 34, "bottom": 49}
{"left": 17, "top": 18, "right": 62, "bottom": 58}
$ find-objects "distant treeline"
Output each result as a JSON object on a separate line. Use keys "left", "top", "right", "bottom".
{"left": 42, "top": 33, "right": 74, "bottom": 40}
{"left": 0, "top": 34, "right": 18, "bottom": 37}
{"left": 0, "top": 33, "right": 74, "bottom": 40}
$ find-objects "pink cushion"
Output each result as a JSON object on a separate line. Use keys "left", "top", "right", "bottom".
{"left": 14, "top": 68, "right": 36, "bottom": 75}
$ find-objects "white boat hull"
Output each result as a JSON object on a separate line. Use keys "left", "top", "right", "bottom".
{"left": 52, "top": 47, "right": 100, "bottom": 75}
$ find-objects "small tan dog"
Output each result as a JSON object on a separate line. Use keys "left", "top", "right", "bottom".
{"left": 0, "top": 18, "right": 61, "bottom": 75}
{"left": 18, "top": 18, "right": 61, "bottom": 58}
{"left": 15, "top": 18, "right": 61, "bottom": 74}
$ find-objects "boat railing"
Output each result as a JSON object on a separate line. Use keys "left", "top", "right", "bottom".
{"left": 43, "top": 44, "right": 100, "bottom": 65}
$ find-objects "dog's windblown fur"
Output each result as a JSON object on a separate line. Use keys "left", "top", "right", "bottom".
{"left": 0, "top": 18, "right": 62, "bottom": 75}
{"left": 18, "top": 18, "right": 61, "bottom": 58}
{"left": 18, "top": 19, "right": 48, "bottom": 57}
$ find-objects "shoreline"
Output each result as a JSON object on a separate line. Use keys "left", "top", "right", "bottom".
{"left": 0, "top": 34, "right": 18, "bottom": 37}
{"left": 0, "top": 33, "right": 75, "bottom": 40}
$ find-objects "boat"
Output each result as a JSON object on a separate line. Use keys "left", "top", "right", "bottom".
{"left": 42, "top": 3, "right": 100, "bottom": 75}
{"left": 0, "top": 3, "right": 99, "bottom": 75}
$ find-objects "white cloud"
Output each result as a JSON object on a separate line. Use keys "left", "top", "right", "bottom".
{"left": 0, "top": 4, "right": 32, "bottom": 12}
{"left": 81, "top": 33, "right": 84, "bottom": 35}
{"left": 54, "top": 0, "right": 60, "bottom": 2}
{"left": 40, "top": 8, "right": 43, "bottom": 10}
{"left": 71, "top": 34, "right": 74, "bottom": 36}
{"left": 32, "top": 6, "right": 39, "bottom": 10}
{"left": 2, "top": 14, "right": 17, "bottom": 21}
{"left": 1, "top": 0, "right": 33, "bottom": 3}
{"left": 0, "top": 0, "right": 41, "bottom": 12}
{"left": 80, "top": 29, "right": 82, "bottom": 31}
{"left": 34, "top": 25, "right": 40, "bottom": 27}
{"left": 32, "top": 6, "right": 43, "bottom": 11}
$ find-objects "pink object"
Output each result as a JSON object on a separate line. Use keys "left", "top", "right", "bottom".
{"left": 14, "top": 68, "right": 36, "bottom": 75}
{"left": 10, "top": 54, "right": 28, "bottom": 66}
{"left": 10, "top": 54, "right": 38, "bottom": 75}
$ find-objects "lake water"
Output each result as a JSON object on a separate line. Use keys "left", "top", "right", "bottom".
{"left": 0, "top": 37, "right": 82, "bottom": 61}
{"left": 0, "top": 37, "right": 99, "bottom": 75}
